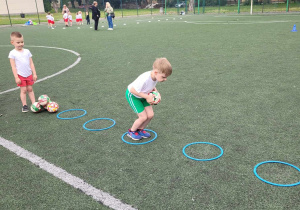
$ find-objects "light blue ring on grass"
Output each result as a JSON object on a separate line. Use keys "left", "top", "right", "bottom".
{"left": 121, "top": 129, "right": 157, "bottom": 145}
{"left": 83, "top": 118, "right": 116, "bottom": 131}
{"left": 182, "top": 142, "right": 223, "bottom": 161}
{"left": 253, "top": 161, "right": 300, "bottom": 187}
{"left": 57, "top": 109, "right": 87, "bottom": 120}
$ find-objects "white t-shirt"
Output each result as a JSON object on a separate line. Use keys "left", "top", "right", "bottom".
{"left": 50, "top": 16, "right": 54, "bottom": 21}
{"left": 76, "top": 14, "right": 80, "bottom": 19}
{"left": 46, "top": 15, "right": 51, "bottom": 20}
{"left": 8, "top": 49, "right": 32, "bottom": 77}
{"left": 68, "top": 15, "right": 72, "bottom": 20}
{"left": 128, "top": 71, "right": 158, "bottom": 98}
{"left": 63, "top": 13, "right": 68, "bottom": 19}
{"left": 78, "top": 14, "right": 82, "bottom": 19}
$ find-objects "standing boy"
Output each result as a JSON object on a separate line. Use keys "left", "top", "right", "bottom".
{"left": 8, "top": 32, "right": 37, "bottom": 112}
{"left": 46, "top": 12, "right": 52, "bottom": 28}
{"left": 68, "top": 12, "right": 73, "bottom": 27}
{"left": 86, "top": 12, "right": 90, "bottom": 25}
{"left": 63, "top": 11, "right": 68, "bottom": 27}
{"left": 126, "top": 58, "right": 172, "bottom": 140}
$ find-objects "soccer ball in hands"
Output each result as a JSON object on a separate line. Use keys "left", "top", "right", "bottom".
{"left": 31, "top": 102, "right": 41, "bottom": 112}
{"left": 149, "top": 91, "right": 161, "bottom": 105}
{"left": 47, "top": 101, "right": 59, "bottom": 113}
{"left": 38, "top": 94, "right": 50, "bottom": 106}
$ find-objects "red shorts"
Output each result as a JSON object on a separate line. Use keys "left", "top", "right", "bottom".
{"left": 79, "top": 18, "right": 82, "bottom": 21}
{"left": 17, "top": 74, "right": 34, "bottom": 87}
{"left": 64, "top": 18, "right": 68, "bottom": 22}
{"left": 51, "top": 21, "right": 55, "bottom": 24}
{"left": 76, "top": 19, "right": 79, "bottom": 22}
{"left": 48, "top": 20, "right": 51, "bottom": 23}
{"left": 69, "top": 20, "right": 72, "bottom": 22}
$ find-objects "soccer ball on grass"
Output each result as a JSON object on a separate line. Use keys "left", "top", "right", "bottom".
{"left": 31, "top": 102, "right": 41, "bottom": 113}
{"left": 47, "top": 101, "right": 59, "bottom": 113}
{"left": 38, "top": 94, "right": 50, "bottom": 106}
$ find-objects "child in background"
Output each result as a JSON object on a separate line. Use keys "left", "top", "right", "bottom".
{"left": 8, "top": 32, "right": 37, "bottom": 112}
{"left": 68, "top": 12, "right": 73, "bottom": 26}
{"left": 86, "top": 12, "right": 90, "bottom": 25}
{"left": 63, "top": 11, "right": 68, "bottom": 27}
{"left": 125, "top": 58, "right": 172, "bottom": 140}
{"left": 46, "top": 12, "right": 52, "bottom": 28}
{"left": 75, "top": 12, "right": 80, "bottom": 26}
{"left": 78, "top": 11, "right": 83, "bottom": 25}
{"left": 50, "top": 14, "right": 55, "bottom": 29}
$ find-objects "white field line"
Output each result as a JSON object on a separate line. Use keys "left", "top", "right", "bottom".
{"left": 0, "top": 45, "right": 81, "bottom": 95}
{"left": 184, "top": 20, "right": 290, "bottom": 24}
{"left": 0, "top": 137, "right": 137, "bottom": 210}
{"left": 134, "top": 19, "right": 290, "bottom": 24}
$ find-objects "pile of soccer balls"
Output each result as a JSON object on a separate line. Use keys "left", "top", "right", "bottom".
{"left": 31, "top": 94, "right": 59, "bottom": 113}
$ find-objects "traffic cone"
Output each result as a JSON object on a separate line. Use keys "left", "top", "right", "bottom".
{"left": 291, "top": 24, "right": 297, "bottom": 32}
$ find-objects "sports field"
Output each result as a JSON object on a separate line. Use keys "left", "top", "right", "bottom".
{"left": 1, "top": 14, "right": 300, "bottom": 209}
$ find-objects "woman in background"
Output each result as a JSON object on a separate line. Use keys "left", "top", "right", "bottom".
{"left": 61, "top": 4, "right": 69, "bottom": 14}
{"left": 91, "top": 1, "right": 100, "bottom": 30}
{"left": 104, "top": 2, "right": 114, "bottom": 30}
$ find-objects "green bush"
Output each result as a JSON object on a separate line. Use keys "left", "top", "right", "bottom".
{"left": 43, "top": 0, "right": 52, "bottom": 12}
{"left": 243, "top": 0, "right": 260, "bottom": 5}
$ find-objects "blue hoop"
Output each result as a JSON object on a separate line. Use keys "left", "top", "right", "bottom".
{"left": 83, "top": 118, "right": 116, "bottom": 131}
{"left": 182, "top": 142, "right": 223, "bottom": 161}
{"left": 57, "top": 109, "right": 87, "bottom": 120}
{"left": 253, "top": 161, "right": 300, "bottom": 187}
{"left": 121, "top": 129, "right": 157, "bottom": 145}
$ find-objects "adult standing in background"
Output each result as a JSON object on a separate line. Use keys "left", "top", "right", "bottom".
{"left": 104, "top": 2, "right": 114, "bottom": 30}
{"left": 91, "top": 1, "right": 100, "bottom": 31}
{"left": 61, "top": 4, "right": 69, "bottom": 14}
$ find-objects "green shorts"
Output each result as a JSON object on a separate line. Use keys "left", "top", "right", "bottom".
{"left": 126, "top": 89, "right": 150, "bottom": 113}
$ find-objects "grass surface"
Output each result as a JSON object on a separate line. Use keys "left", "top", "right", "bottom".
{"left": 1, "top": 14, "right": 300, "bottom": 209}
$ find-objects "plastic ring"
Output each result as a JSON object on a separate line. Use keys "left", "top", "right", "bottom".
{"left": 57, "top": 109, "right": 87, "bottom": 120}
{"left": 83, "top": 118, "right": 116, "bottom": 131}
{"left": 253, "top": 161, "right": 300, "bottom": 187}
{"left": 121, "top": 129, "right": 157, "bottom": 145}
{"left": 182, "top": 142, "right": 223, "bottom": 161}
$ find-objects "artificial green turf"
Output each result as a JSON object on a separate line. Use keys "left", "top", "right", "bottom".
{"left": 0, "top": 147, "right": 109, "bottom": 209}
{"left": 1, "top": 14, "right": 300, "bottom": 209}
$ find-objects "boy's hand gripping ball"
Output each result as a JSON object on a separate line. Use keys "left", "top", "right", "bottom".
{"left": 149, "top": 91, "right": 161, "bottom": 105}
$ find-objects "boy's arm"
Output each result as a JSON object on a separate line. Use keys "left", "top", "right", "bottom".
{"left": 130, "top": 87, "right": 154, "bottom": 104}
{"left": 9, "top": 58, "right": 21, "bottom": 84}
{"left": 29, "top": 57, "right": 37, "bottom": 81}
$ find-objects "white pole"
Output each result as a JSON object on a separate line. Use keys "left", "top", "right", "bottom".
{"left": 250, "top": 0, "right": 253, "bottom": 15}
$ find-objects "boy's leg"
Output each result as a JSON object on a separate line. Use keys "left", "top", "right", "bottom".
{"left": 130, "top": 110, "right": 148, "bottom": 132}
{"left": 136, "top": 106, "right": 153, "bottom": 138}
{"left": 27, "top": 86, "right": 35, "bottom": 104}
{"left": 20, "top": 86, "right": 27, "bottom": 106}
{"left": 138, "top": 106, "right": 154, "bottom": 130}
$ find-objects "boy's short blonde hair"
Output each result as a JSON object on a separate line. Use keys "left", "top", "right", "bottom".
{"left": 153, "top": 58, "right": 172, "bottom": 77}
{"left": 10, "top": 31, "right": 22, "bottom": 40}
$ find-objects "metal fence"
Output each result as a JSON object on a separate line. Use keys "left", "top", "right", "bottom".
{"left": 1, "top": 0, "right": 300, "bottom": 26}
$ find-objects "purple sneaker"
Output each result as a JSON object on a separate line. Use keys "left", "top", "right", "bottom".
{"left": 127, "top": 129, "right": 142, "bottom": 140}
{"left": 137, "top": 129, "right": 151, "bottom": 138}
